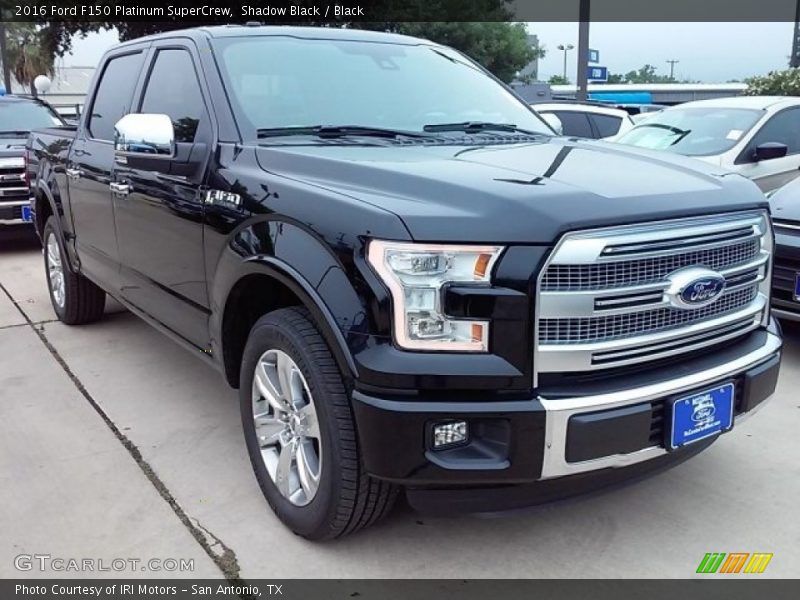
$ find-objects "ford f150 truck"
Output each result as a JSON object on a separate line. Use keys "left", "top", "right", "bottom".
{"left": 1, "top": 95, "right": 63, "bottom": 230}
{"left": 27, "top": 25, "right": 782, "bottom": 540}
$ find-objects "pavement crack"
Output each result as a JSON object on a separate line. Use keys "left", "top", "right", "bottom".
{"left": 0, "top": 281, "right": 245, "bottom": 586}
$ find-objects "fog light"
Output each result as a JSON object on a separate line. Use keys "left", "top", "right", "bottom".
{"left": 433, "top": 420, "right": 468, "bottom": 449}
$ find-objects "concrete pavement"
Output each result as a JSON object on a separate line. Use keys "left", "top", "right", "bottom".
{"left": 1, "top": 235, "right": 798, "bottom": 579}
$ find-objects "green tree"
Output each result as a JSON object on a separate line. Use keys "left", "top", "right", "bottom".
{"left": 604, "top": 64, "right": 676, "bottom": 84}
{"left": 394, "top": 22, "right": 538, "bottom": 82}
{"left": 744, "top": 68, "right": 800, "bottom": 95}
{"left": 5, "top": 23, "right": 56, "bottom": 95}
{"left": 548, "top": 74, "right": 569, "bottom": 85}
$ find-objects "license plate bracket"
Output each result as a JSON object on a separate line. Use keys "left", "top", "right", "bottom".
{"left": 668, "top": 382, "right": 734, "bottom": 450}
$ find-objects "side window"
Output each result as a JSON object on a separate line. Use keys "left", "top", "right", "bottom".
{"left": 88, "top": 52, "right": 145, "bottom": 141}
{"left": 591, "top": 114, "right": 622, "bottom": 138}
{"left": 748, "top": 108, "right": 800, "bottom": 157}
{"left": 140, "top": 49, "right": 206, "bottom": 143}
{"left": 552, "top": 111, "right": 595, "bottom": 138}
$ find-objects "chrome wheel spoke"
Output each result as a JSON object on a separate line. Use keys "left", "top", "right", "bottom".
{"left": 275, "top": 439, "right": 296, "bottom": 499}
{"left": 298, "top": 403, "right": 320, "bottom": 439}
{"left": 254, "top": 362, "right": 285, "bottom": 413}
{"left": 254, "top": 413, "right": 284, "bottom": 447}
{"left": 275, "top": 352, "right": 296, "bottom": 405}
{"left": 295, "top": 440, "right": 320, "bottom": 500}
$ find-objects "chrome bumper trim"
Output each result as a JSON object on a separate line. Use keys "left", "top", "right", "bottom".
{"left": 537, "top": 329, "right": 782, "bottom": 480}
{"left": 773, "top": 308, "right": 800, "bottom": 322}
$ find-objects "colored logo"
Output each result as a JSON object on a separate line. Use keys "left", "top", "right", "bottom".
{"left": 696, "top": 553, "right": 773, "bottom": 574}
{"left": 666, "top": 267, "right": 727, "bottom": 309}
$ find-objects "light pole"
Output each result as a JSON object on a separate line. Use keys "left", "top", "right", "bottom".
{"left": 666, "top": 59, "right": 680, "bottom": 80}
{"left": 557, "top": 43, "right": 574, "bottom": 81}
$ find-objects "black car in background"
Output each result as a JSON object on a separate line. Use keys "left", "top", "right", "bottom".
{"left": 0, "top": 95, "right": 64, "bottom": 231}
{"left": 769, "top": 179, "right": 800, "bottom": 321}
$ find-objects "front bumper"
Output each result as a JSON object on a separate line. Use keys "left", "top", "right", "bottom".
{"left": 352, "top": 321, "right": 782, "bottom": 511}
{"left": 0, "top": 199, "right": 31, "bottom": 226}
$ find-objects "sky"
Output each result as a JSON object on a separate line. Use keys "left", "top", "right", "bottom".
{"left": 528, "top": 22, "right": 795, "bottom": 82}
{"left": 59, "top": 23, "right": 795, "bottom": 84}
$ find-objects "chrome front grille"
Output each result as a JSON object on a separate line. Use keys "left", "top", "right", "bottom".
{"left": 0, "top": 157, "right": 28, "bottom": 204}
{"left": 534, "top": 211, "right": 772, "bottom": 379}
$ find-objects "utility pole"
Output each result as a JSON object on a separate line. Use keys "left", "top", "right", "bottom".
{"left": 576, "top": 0, "right": 590, "bottom": 101}
{"left": 666, "top": 59, "right": 679, "bottom": 80}
{"left": 792, "top": 0, "right": 800, "bottom": 67}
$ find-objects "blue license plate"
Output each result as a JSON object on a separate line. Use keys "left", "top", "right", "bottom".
{"left": 669, "top": 383, "right": 734, "bottom": 449}
{"left": 795, "top": 273, "right": 800, "bottom": 301}
{"left": 20, "top": 205, "right": 32, "bottom": 223}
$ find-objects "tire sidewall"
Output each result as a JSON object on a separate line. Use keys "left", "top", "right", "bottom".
{"left": 239, "top": 315, "right": 345, "bottom": 539}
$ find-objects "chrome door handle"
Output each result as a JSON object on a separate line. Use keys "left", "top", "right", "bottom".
{"left": 109, "top": 182, "right": 130, "bottom": 196}
{"left": 66, "top": 167, "right": 82, "bottom": 181}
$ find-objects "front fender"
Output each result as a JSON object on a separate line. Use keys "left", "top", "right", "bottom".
{"left": 210, "top": 218, "right": 369, "bottom": 382}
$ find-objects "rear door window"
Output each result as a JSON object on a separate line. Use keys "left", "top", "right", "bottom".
{"left": 590, "top": 113, "right": 623, "bottom": 137}
{"left": 550, "top": 111, "right": 595, "bottom": 138}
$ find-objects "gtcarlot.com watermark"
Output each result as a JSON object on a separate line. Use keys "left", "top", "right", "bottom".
{"left": 14, "top": 554, "right": 194, "bottom": 573}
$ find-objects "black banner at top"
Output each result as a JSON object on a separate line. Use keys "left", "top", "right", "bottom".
{"left": 1, "top": 0, "right": 800, "bottom": 23}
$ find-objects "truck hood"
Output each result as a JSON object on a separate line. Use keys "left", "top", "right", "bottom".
{"left": 255, "top": 136, "right": 767, "bottom": 243}
{"left": 0, "top": 136, "right": 27, "bottom": 159}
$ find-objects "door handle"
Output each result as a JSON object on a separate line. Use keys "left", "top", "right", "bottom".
{"left": 66, "top": 167, "right": 82, "bottom": 181}
{"left": 109, "top": 182, "right": 130, "bottom": 196}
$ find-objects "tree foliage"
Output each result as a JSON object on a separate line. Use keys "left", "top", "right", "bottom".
{"left": 33, "top": 0, "right": 539, "bottom": 83}
{"left": 606, "top": 64, "right": 676, "bottom": 84}
{"left": 548, "top": 74, "right": 569, "bottom": 85}
{"left": 744, "top": 68, "right": 800, "bottom": 96}
{"left": 4, "top": 23, "right": 56, "bottom": 95}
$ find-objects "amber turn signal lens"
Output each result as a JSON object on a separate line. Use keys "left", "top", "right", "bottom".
{"left": 474, "top": 253, "right": 493, "bottom": 279}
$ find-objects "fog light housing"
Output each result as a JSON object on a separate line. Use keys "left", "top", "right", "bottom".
{"left": 432, "top": 420, "right": 468, "bottom": 449}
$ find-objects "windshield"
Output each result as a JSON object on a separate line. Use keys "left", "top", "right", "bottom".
{"left": 615, "top": 107, "right": 763, "bottom": 156}
{"left": 213, "top": 36, "right": 551, "bottom": 140}
{"left": 0, "top": 100, "right": 64, "bottom": 136}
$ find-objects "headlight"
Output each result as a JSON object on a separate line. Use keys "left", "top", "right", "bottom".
{"left": 367, "top": 240, "right": 504, "bottom": 351}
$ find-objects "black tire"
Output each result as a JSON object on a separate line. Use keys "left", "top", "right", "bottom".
{"left": 239, "top": 306, "right": 397, "bottom": 540}
{"left": 43, "top": 216, "right": 106, "bottom": 325}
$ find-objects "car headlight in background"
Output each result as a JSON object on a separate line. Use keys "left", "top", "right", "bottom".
{"left": 367, "top": 240, "right": 504, "bottom": 351}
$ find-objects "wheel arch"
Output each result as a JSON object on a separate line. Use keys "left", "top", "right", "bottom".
{"left": 216, "top": 257, "right": 359, "bottom": 389}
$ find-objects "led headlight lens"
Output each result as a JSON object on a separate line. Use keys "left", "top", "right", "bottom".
{"left": 367, "top": 240, "right": 503, "bottom": 351}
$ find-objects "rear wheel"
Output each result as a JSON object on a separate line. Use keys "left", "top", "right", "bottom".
{"left": 43, "top": 216, "right": 105, "bottom": 325}
{"left": 239, "top": 306, "right": 397, "bottom": 539}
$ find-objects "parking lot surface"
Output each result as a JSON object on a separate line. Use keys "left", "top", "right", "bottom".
{"left": 1, "top": 235, "right": 799, "bottom": 579}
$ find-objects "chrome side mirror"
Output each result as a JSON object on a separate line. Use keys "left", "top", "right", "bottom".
{"left": 114, "top": 113, "right": 175, "bottom": 157}
{"left": 540, "top": 112, "right": 563, "bottom": 135}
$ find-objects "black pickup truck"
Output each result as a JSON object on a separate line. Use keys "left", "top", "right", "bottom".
{"left": 27, "top": 25, "right": 782, "bottom": 540}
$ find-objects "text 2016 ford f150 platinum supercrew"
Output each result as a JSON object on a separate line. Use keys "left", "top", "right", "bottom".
{"left": 27, "top": 26, "right": 782, "bottom": 540}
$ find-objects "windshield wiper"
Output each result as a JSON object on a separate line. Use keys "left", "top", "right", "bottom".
{"left": 256, "top": 125, "right": 430, "bottom": 139}
{"left": 422, "top": 121, "right": 539, "bottom": 135}
{"left": 0, "top": 130, "right": 31, "bottom": 136}
{"left": 633, "top": 123, "right": 689, "bottom": 135}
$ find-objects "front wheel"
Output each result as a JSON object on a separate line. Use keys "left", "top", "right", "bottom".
{"left": 239, "top": 306, "right": 397, "bottom": 540}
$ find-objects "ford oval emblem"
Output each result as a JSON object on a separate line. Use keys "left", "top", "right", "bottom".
{"left": 666, "top": 267, "right": 727, "bottom": 309}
